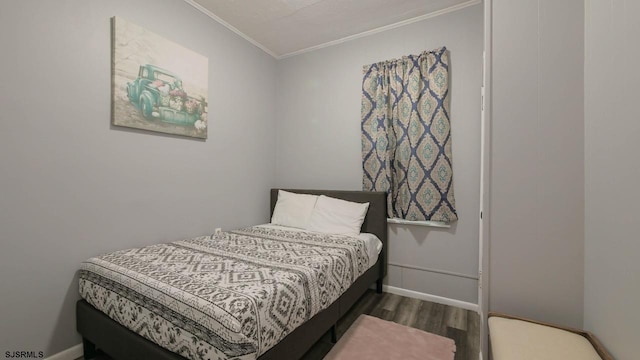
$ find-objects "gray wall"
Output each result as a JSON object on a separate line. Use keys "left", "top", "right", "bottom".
{"left": 584, "top": 0, "right": 640, "bottom": 358}
{"left": 275, "top": 5, "right": 483, "bottom": 304}
{"left": 0, "top": 0, "right": 277, "bottom": 356}
{"left": 489, "top": 0, "right": 585, "bottom": 328}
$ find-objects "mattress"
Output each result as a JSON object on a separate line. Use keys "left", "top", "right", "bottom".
{"left": 79, "top": 225, "right": 379, "bottom": 360}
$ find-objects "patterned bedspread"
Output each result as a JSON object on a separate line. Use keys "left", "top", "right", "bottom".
{"left": 79, "top": 226, "right": 372, "bottom": 360}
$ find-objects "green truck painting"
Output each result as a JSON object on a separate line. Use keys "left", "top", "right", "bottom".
{"left": 127, "top": 64, "right": 207, "bottom": 128}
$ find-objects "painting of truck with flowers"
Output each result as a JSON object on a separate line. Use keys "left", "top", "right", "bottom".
{"left": 112, "top": 17, "right": 209, "bottom": 139}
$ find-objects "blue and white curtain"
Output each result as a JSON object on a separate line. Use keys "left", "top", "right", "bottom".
{"left": 361, "top": 47, "right": 457, "bottom": 222}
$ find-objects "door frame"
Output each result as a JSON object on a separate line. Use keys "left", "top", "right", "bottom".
{"left": 478, "top": 0, "right": 492, "bottom": 358}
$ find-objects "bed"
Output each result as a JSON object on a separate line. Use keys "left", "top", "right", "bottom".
{"left": 76, "top": 189, "right": 387, "bottom": 360}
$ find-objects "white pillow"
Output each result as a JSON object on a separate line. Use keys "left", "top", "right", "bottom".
{"left": 271, "top": 190, "right": 319, "bottom": 229}
{"left": 306, "top": 195, "right": 369, "bottom": 235}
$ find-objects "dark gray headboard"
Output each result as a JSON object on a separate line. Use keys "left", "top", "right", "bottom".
{"left": 270, "top": 189, "right": 387, "bottom": 278}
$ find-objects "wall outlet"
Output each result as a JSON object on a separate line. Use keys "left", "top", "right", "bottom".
{"left": 214, "top": 228, "right": 222, "bottom": 234}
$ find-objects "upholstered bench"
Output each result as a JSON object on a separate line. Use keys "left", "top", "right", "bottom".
{"left": 488, "top": 313, "right": 613, "bottom": 360}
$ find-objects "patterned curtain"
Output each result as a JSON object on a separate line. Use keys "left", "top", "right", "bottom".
{"left": 361, "top": 47, "right": 457, "bottom": 222}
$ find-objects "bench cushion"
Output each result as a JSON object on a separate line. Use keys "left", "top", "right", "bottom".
{"left": 489, "top": 317, "right": 602, "bottom": 360}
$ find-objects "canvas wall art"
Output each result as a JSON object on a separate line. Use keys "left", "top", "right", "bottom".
{"left": 112, "top": 17, "right": 209, "bottom": 139}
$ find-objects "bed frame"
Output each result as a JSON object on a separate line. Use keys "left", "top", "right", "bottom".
{"left": 77, "top": 189, "right": 387, "bottom": 360}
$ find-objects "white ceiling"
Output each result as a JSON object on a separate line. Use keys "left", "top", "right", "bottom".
{"left": 188, "top": 0, "right": 477, "bottom": 58}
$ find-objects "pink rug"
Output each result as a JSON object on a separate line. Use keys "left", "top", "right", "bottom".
{"left": 324, "top": 315, "right": 456, "bottom": 360}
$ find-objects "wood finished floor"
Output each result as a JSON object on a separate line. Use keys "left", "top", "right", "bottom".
{"left": 79, "top": 290, "right": 480, "bottom": 360}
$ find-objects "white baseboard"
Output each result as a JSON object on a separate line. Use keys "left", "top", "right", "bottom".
{"left": 383, "top": 285, "right": 479, "bottom": 313}
{"left": 44, "top": 343, "right": 82, "bottom": 360}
